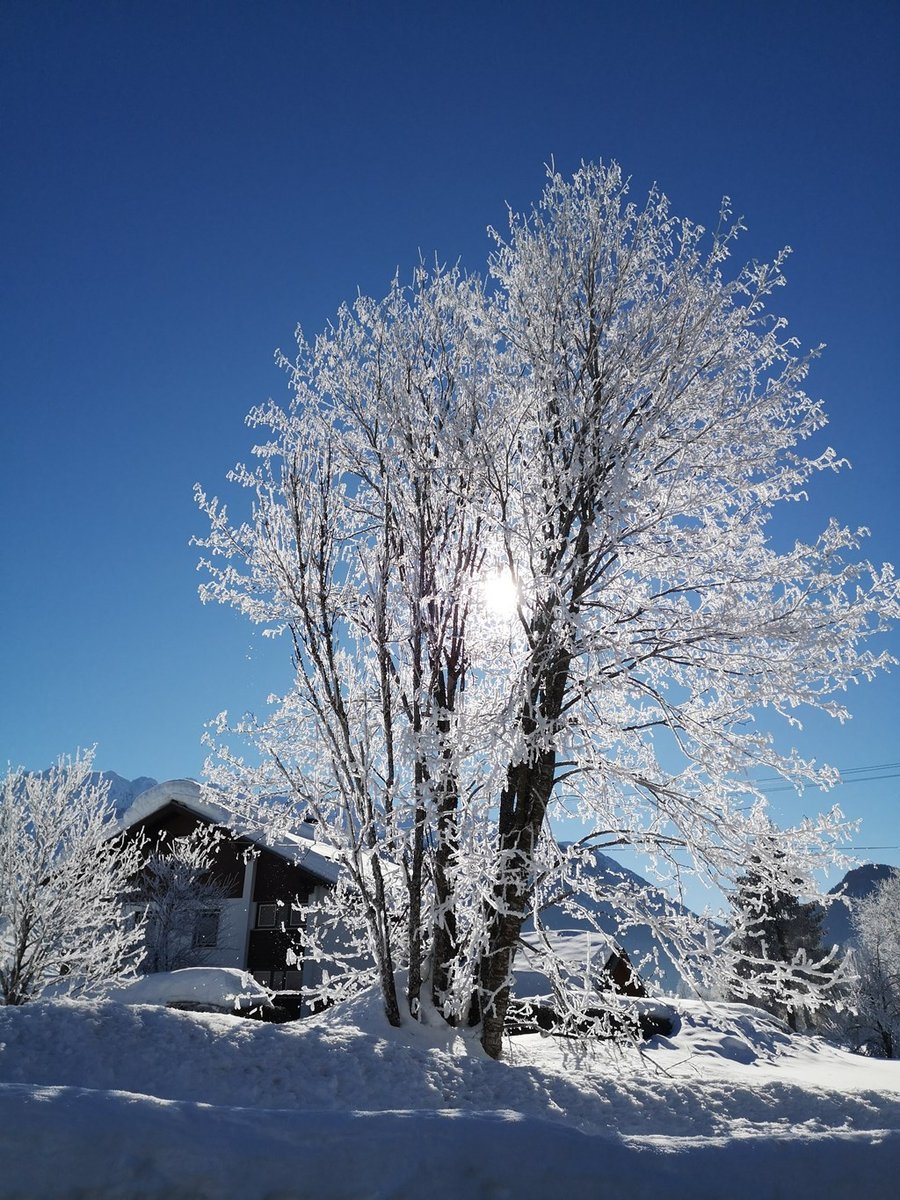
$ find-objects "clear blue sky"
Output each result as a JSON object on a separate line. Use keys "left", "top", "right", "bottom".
{"left": 2, "top": 1, "right": 898, "bottom": 878}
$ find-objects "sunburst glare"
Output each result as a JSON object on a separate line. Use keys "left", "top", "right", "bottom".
{"left": 482, "top": 570, "right": 519, "bottom": 619}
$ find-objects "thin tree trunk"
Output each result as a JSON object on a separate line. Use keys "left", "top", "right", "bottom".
{"left": 363, "top": 853, "right": 402, "bottom": 1027}
{"left": 430, "top": 661, "right": 462, "bottom": 1017}
{"left": 407, "top": 760, "right": 425, "bottom": 1017}
{"left": 431, "top": 776, "right": 459, "bottom": 1017}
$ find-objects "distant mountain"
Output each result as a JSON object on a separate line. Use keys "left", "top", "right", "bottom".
{"left": 95, "top": 772, "right": 158, "bottom": 818}
{"left": 822, "top": 863, "right": 898, "bottom": 949}
{"left": 30, "top": 767, "right": 158, "bottom": 819}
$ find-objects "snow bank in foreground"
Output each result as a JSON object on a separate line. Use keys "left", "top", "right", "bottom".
{"left": 1, "top": 994, "right": 898, "bottom": 1198}
{"left": 2, "top": 1088, "right": 893, "bottom": 1200}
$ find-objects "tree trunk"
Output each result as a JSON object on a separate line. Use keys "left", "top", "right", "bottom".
{"left": 426, "top": 651, "right": 464, "bottom": 1018}
{"left": 406, "top": 762, "right": 425, "bottom": 1018}
{"left": 474, "top": 634, "right": 571, "bottom": 1059}
{"left": 431, "top": 783, "right": 459, "bottom": 1018}
{"left": 475, "top": 750, "right": 558, "bottom": 1059}
{"left": 364, "top": 853, "right": 402, "bottom": 1027}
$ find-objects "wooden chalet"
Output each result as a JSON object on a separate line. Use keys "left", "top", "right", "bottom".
{"left": 118, "top": 780, "right": 338, "bottom": 1012}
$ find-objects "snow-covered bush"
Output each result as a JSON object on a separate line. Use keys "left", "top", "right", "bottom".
{"left": 108, "top": 967, "right": 273, "bottom": 1013}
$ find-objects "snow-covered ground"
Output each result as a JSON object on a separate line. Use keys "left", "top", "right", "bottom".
{"left": 1, "top": 990, "right": 898, "bottom": 1199}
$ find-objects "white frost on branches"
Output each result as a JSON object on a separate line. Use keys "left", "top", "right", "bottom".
{"left": 137, "top": 825, "right": 233, "bottom": 974}
{"left": 849, "top": 870, "right": 900, "bottom": 1057}
{"left": 0, "top": 750, "right": 146, "bottom": 1005}
{"left": 195, "top": 162, "right": 898, "bottom": 1057}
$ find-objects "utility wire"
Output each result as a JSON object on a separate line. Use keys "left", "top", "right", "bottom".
{"left": 753, "top": 760, "right": 900, "bottom": 783}
{"left": 763, "top": 759, "right": 900, "bottom": 773}
{"left": 750, "top": 761, "right": 900, "bottom": 794}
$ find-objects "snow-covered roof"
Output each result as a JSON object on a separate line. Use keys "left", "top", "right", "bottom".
{"left": 118, "top": 779, "right": 340, "bottom": 885}
{"left": 121, "top": 779, "right": 218, "bottom": 825}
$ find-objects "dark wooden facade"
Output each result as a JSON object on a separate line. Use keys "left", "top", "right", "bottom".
{"left": 246, "top": 847, "right": 317, "bottom": 990}
{"left": 121, "top": 800, "right": 326, "bottom": 992}
{"left": 120, "top": 801, "right": 246, "bottom": 898}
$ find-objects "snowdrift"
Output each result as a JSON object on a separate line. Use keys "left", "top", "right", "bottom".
{"left": 1, "top": 992, "right": 898, "bottom": 1198}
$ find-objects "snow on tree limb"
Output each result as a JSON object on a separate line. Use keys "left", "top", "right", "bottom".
{"left": 848, "top": 870, "right": 900, "bottom": 1057}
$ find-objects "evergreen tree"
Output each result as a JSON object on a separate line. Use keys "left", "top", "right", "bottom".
{"left": 729, "top": 854, "right": 835, "bottom": 1030}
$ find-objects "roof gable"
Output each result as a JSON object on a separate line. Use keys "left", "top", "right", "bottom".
{"left": 118, "top": 780, "right": 339, "bottom": 885}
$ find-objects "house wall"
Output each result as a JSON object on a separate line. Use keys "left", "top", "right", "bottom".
{"left": 298, "top": 883, "right": 372, "bottom": 1016}
{"left": 121, "top": 806, "right": 248, "bottom": 898}
{"left": 209, "top": 899, "right": 249, "bottom": 969}
{"left": 246, "top": 848, "right": 318, "bottom": 992}
{"left": 299, "top": 884, "right": 331, "bottom": 1014}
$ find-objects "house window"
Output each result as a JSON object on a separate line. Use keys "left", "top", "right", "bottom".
{"left": 256, "top": 903, "right": 304, "bottom": 929}
{"left": 253, "top": 969, "right": 303, "bottom": 992}
{"left": 193, "top": 910, "right": 220, "bottom": 948}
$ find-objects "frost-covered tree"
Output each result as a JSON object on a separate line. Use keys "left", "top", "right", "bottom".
{"left": 196, "top": 162, "right": 898, "bottom": 1058}
{"left": 136, "top": 826, "right": 233, "bottom": 974}
{"left": 727, "top": 849, "right": 838, "bottom": 1029}
{"left": 0, "top": 751, "right": 146, "bottom": 1005}
{"left": 200, "top": 263, "right": 497, "bottom": 1030}
{"left": 849, "top": 870, "right": 900, "bottom": 1057}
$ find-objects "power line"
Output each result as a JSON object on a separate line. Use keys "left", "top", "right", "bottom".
{"left": 757, "top": 775, "right": 900, "bottom": 794}
{"left": 751, "top": 761, "right": 900, "bottom": 794}
{"left": 754, "top": 760, "right": 900, "bottom": 783}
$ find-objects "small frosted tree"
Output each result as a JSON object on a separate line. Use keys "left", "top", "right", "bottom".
{"left": 137, "top": 826, "right": 233, "bottom": 973}
{"left": 0, "top": 751, "right": 146, "bottom": 1005}
{"left": 197, "top": 162, "right": 898, "bottom": 1058}
{"left": 849, "top": 870, "right": 900, "bottom": 1057}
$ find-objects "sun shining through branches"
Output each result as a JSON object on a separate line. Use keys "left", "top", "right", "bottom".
{"left": 195, "top": 161, "right": 899, "bottom": 1059}
{"left": 481, "top": 569, "right": 519, "bottom": 620}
